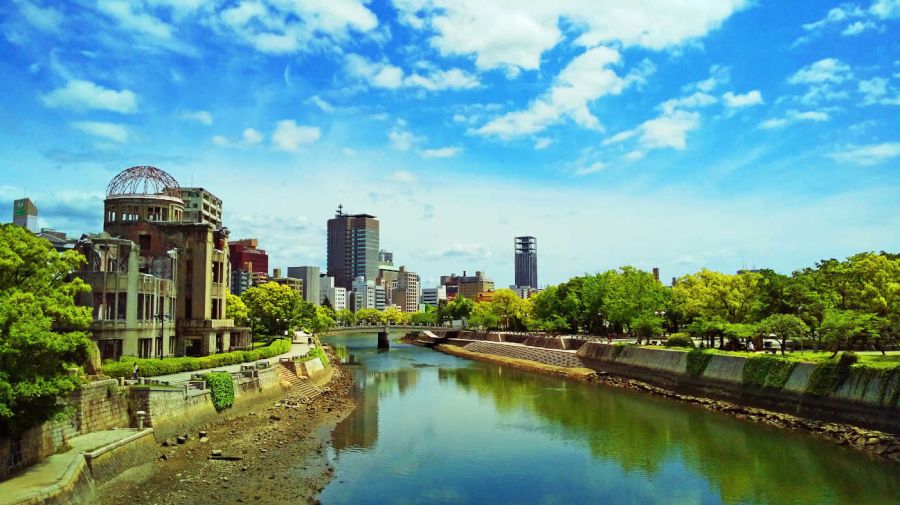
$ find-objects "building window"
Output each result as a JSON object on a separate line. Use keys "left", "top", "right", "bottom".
{"left": 139, "top": 234, "right": 151, "bottom": 251}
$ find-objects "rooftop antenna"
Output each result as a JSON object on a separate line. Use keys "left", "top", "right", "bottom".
{"left": 337, "top": 204, "right": 344, "bottom": 216}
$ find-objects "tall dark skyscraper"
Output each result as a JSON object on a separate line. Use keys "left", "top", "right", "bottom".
{"left": 514, "top": 236, "right": 538, "bottom": 289}
{"left": 327, "top": 206, "right": 380, "bottom": 290}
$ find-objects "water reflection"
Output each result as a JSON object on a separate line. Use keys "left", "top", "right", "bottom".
{"left": 321, "top": 335, "right": 900, "bottom": 505}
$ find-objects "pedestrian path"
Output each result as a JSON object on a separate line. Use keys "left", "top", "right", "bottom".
{"left": 0, "top": 429, "right": 138, "bottom": 505}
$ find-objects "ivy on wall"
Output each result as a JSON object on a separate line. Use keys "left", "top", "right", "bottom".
{"left": 204, "top": 372, "right": 235, "bottom": 411}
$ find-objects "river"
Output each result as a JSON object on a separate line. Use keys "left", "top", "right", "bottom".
{"left": 318, "top": 334, "right": 900, "bottom": 505}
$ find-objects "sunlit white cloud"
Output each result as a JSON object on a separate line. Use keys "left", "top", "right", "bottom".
{"left": 829, "top": 142, "right": 900, "bottom": 166}
{"left": 41, "top": 79, "right": 138, "bottom": 113}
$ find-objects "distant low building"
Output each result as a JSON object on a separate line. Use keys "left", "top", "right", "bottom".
{"left": 319, "top": 275, "right": 347, "bottom": 311}
{"left": 442, "top": 271, "right": 494, "bottom": 300}
{"left": 12, "top": 197, "right": 39, "bottom": 233}
{"left": 36, "top": 229, "right": 77, "bottom": 252}
{"left": 509, "top": 285, "right": 539, "bottom": 299}
{"left": 421, "top": 286, "right": 447, "bottom": 307}
{"left": 352, "top": 276, "right": 376, "bottom": 311}
{"left": 392, "top": 266, "right": 420, "bottom": 313}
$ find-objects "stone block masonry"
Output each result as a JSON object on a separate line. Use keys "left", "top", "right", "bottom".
{"left": 69, "top": 379, "right": 130, "bottom": 434}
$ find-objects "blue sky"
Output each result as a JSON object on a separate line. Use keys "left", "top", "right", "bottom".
{"left": 1, "top": 0, "right": 898, "bottom": 288}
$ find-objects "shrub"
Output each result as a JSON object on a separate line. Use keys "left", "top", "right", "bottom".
{"left": 686, "top": 349, "right": 713, "bottom": 377}
{"left": 742, "top": 355, "right": 796, "bottom": 389}
{"left": 838, "top": 351, "right": 858, "bottom": 367}
{"left": 100, "top": 339, "right": 291, "bottom": 378}
{"left": 308, "top": 346, "right": 329, "bottom": 368}
{"left": 204, "top": 372, "right": 234, "bottom": 411}
{"left": 665, "top": 334, "right": 695, "bottom": 348}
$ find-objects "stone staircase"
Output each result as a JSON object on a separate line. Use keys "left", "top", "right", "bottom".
{"left": 275, "top": 363, "right": 324, "bottom": 400}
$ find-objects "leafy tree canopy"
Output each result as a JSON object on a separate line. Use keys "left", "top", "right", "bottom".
{"left": 0, "top": 224, "right": 93, "bottom": 435}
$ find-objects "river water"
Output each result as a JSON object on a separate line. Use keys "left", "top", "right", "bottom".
{"left": 318, "top": 334, "right": 900, "bottom": 505}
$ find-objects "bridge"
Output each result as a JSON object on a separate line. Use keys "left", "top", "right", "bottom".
{"left": 324, "top": 325, "right": 458, "bottom": 349}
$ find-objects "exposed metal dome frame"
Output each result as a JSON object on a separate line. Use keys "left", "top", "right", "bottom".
{"left": 107, "top": 165, "right": 181, "bottom": 198}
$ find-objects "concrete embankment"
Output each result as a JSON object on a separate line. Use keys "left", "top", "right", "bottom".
{"left": 422, "top": 331, "right": 900, "bottom": 462}
{"left": 575, "top": 343, "right": 899, "bottom": 433}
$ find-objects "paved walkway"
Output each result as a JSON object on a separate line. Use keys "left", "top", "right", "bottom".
{"left": 152, "top": 341, "right": 312, "bottom": 384}
{"left": 0, "top": 429, "right": 138, "bottom": 505}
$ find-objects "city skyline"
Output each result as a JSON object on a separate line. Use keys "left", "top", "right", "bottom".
{"left": 1, "top": 1, "right": 899, "bottom": 288}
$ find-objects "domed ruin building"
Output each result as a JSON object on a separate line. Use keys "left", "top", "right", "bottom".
{"left": 76, "top": 166, "right": 250, "bottom": 359}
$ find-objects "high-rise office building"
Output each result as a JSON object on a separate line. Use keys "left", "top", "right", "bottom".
{"left": 12, "top": 198, "right": 39, "bottom": 233}
{"left": 327, "top": 206, "right": 379, "bottom": 290}
{"left": 514, "top": 236, "right": 538, "bottom": 289}
{"left": 287, "top": 266, "right": 321, "bottom": 305}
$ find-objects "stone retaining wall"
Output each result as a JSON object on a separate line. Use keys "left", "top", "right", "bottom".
{"left": 575, "top": 343, "right": 900, "bottom": 432}
{"left": 131, "top": 368, "right": 282, "bottom": 442}
{"left": 84, "top": 429, "right": 156, "bottom": 487}
{"left": 70, "top": 379, "right": 130, "bottom": 434}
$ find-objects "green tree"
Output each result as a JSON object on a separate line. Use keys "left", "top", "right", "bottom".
{"left": 758, "top": 313, "right": 809, "bottom": 355}
{"left": 225, "top": 293, "right": 249, "bottom": 326}
{"left": 820, "top": 309, "right": 885, "bottom": 357}
{"left": 241, "top": 282, "right": 303, "bottom": 340}
{"left": 356, "top": 308, "right": 383, "bottom": 325}
{"left": 335, "top": 308, "right": 356, "bottom": 326}
{"left": 630, "top": 312, "right": 664, "bottom": 344}
{"left": 0, "top": 224, "right": 93, "bottom": 435}
{"left": 410, "top": 307, "right": 438, "bottom": 325}
{"left": 382, "top": 307, "right": 403, "bottom": 325}
{"left": 309, "top": 305, "right": 335, "bottom": 336}
{"left": 672, "top": 269, "right": 761, "bottom": 324}
{"left": 446, "top": 296, "right": 476, "bottom": 325}
{"left": 488, "top": 289, "right": 527, "bottom": 330}
{"left": 468, "top": 302, "right": 500, "bottom": 330}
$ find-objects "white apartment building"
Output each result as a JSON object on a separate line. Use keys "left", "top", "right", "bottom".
{"left": 422, "top": 286, "right": 447, "bottom": 307}
{"left": 319, "top": 275, "right": 347, "bottom": 311}
{"left": 352, "top": 276, "right": 376, "bottom": 311}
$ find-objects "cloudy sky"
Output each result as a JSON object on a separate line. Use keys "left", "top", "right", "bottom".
{"left": 1, "top": 0, "right": 899, "bottom": 288}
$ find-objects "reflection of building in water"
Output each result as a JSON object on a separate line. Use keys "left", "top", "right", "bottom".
{"left": 332, "top": 366, "right": 422, "bottom": 453}
{"left": 333, "top": 372, "right": 379, "bottom": 452}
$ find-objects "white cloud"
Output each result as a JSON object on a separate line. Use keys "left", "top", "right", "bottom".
{"left": 689, "top": 65, "right": 731, "bottom": 93}
{"left": 14, "top": 0, "right": 64, "bottom": 32}
{"left": 388, "top": 122, "right": 423, "bottom": 151}
{"left": 272, "top": 120, "right": 320, "bottom": 151}
{"left": 219, "top": 0, "right": 378, "bottom": 54}
{"left": 242, "top": 128, "right": 263, "bottom": 145}
{"left": 842, "top": 20, "right": 877, "bottom": 36}
{"left": 722, "top": 90, "right": 763, "bottom": 108}
{"left": 97, "top": 0, "right": 173, "bottom": 40}
{"left": 638, "top": 110, "right": 701, "bottom": 150}
{"left": 829, "top": 142, "right": 900, "bottom": 166}
{"left": 759, "top": 110, "right": 829, "bottom": 129}
{"left": 309, "top": 95, "right": 334, "bottom": 112}
{"left": 475, "top": 47, "right": 653, "bottom": 138}
{"left": 70, "top": 121, "right": 130, "bottom": 143}
{"left": 41, "top": 79, "right": 138, "bottom": 113}
{"left": 606, "top": 92, "right": 704, "bottom": 153}
{"left": 420, "top": 146, "right": 461, "bottom": 158}
{"left": 788, "top": 58, "right": 852, "bottom": 85}
{"left": 574, "top": 161, "right": 606, "bottom": 176}
{"left": 389, "top": 170, "right": 417, "bottom": 183}
{"left": 345, "top": 54, "right": 479, "bottom": 91}
{"left": 178, "top": 109, "right": 213, "bottom": 125}
{"left": 870, "top": 0, "right": 900, "bottom": 19}
{"left": 394, "top": 1, "right": 747, "bottom": 72}
{"left": 534, "top": 137, "right": 552, "bottom": 149}
{"left": 659, "top": 91, "right": 717, "bottom": 114}
{"left": 212, "top": 135, "right": 229, "bottom": 147}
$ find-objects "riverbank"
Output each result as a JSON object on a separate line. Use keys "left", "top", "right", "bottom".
{"left": 97, "top": 362, "right": 356, "bottom": 504}
{"left": 433, "top": 342, "right": 900, "bottom": 463}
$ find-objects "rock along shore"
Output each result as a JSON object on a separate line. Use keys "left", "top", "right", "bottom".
{"left": 97, "top": 357, "right": 356, "bottom": 505}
